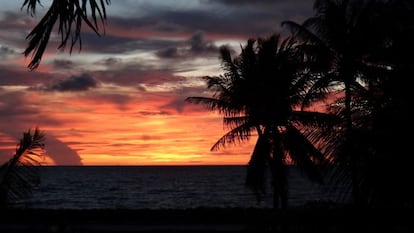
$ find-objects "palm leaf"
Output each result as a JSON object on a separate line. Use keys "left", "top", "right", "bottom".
{"left": 222, "top": 116, "right": 250, "bottom": 130}
{"left": 22, "top": 0, "right": 110, "bottom": 70}
{"left": 0, "top": 128, "right": 45, "bottom": 208}
{"left": 210, "top": 121, "right": 255, "bottom": 151}
{"left": 21, "top": 0, "right": 41, "bottom": 16}
{"left": 283, "top": 124, "right": 325, "bottom": 184}
{"left": 290, "top": 110, "right": 339, "bottom": 129}
{"left": 300, "top": 72, "right": 339, "bottom": 109}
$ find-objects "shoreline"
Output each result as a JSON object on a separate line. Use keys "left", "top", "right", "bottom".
{"left": 1, "top": 207, "right": 412, "bottom": 232}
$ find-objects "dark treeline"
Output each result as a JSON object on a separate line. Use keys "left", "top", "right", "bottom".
{"left": 187, "top": 0, "right": 413, "bottom": 209}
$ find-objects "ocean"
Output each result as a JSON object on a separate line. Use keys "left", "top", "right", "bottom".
{"left": 22, "top": 166, "right": 345, "bottom": 209}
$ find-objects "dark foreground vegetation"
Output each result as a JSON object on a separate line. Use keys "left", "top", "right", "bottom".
{"left": 1, "top": 1, "right": 412, "bottom": 233}
{"left": 0, "top": 207, "right": 412, "bottom": 233}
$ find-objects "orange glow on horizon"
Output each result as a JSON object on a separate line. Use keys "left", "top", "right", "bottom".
{"left": 0, "top": 89, "right": 256, "bottom": 166}
{"left": 64, "top": 110, "right": 257, "bottom": 166}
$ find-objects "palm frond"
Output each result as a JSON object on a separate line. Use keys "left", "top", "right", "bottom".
{"left": 185, "top": 96, "right": 224, "bottom": 109}
{"left": 22, "top": 0, "right": 110, "bottom": 70}
{"left": 219, "top": 46, "right": 241, "bottom": 82}
{"left": 282, "top": 19, "right": 337, "bottom": 75}
{"left": 282, "top": 20, "right": 325, "bottom": 48}
{"left": 300, "top": 72, "right": 340, "bottom": 109}
{"left": 185, "top": 96, "right": 241, "bottom": 116}
{"left": 222, "top": 116, "right": 249, "bottom": 130}
{"left": 0, "top": 128, "right": 45, "bottom": 208}
{"left": 290, "top": 110, "right": 339, "bottom": 128}
{"left": 21, "top": 0, "right": 42, "bottom": 16}
{"left": 210, "top": 121, "right": 255, "bottom": 151}
{"left": 283, "top": 124, "right": 325, "bottom": 184}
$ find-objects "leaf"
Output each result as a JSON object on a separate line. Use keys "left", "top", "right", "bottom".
{"left": 0, "top": 128, "right": 45, "bottom": 208}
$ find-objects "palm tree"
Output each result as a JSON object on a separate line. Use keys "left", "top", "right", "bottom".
{"left": 357, "top": 0, "right": 414, "bottom": 207}
{"left": 21, "top": 0, "right": 110, "bottom": 70}
{"left": 0, "top": 128, "right": 45, "bottom": 208}
{"left": 281, "top": 0, "right": 389, "bottom": 206}
{"left": 282, "top": 0, "right": 414, "bottom": 207}
{"left": 186, "top": 34, "right": 332, "bottom": 209}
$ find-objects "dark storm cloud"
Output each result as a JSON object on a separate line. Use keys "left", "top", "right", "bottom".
{"left": 189, "top": 31, "right": 217, "bottom": 53}
{"left": 162, "top": 97, "right": 187, "bottom": 113}
{"left": 95, "top": 62, "right": 187, "bottom": 87}
{"left": 103, "top": 3, "right": 307, "bottom": 43}
{"left": 0, "top": 1, "right": 314, "bottom": 61}
{"left": 54, "top": 1, "right": 313, "bottom": 60}
{"left": 0, "top": 65, "right": 56, "bottom": 86}
{"left": 0, "top": 12, "right": 39, "bottom": 51}
{"left": 79, "top": 28, "right": 184, "bottom": 54}
{"left": 0, "top": 91, "right": 63, "bottom": 128}
{"left": 0, "top": 91, "right": 39, "bottom": 116}
{"left": 209, "top": 0, "right": 308, "bottom": 6}
{"left": 156, "top": 47, "right": 179, "bottom": 58}
{"left": 163, "top": 85, "right": 211, "bottom": 113}
{"left": 52, "top": 59, "right": 75, "bottom": 69}
{"left": 0, "top": 11, "right": 30, "bottom": 31}
{"left": 156, "top": 31, "right": 218, "bottom": 58}
{"left": 42, "top": 74, "right": 99, "bottom": 92}
{"left": 125, "top": 2, "right": 312, "bottom": 37}
{"left": 137, "top": 110, "right": 172, "bottom": 116}
{"left": 150, "top": 10, "right": 252, "bottom": 35}
{"left": 0, "top": 45, "right": 17, "bottom": 57}
{"left": 77, "top": 32, "right": 138, "bottom": 53}
{"left": 100, "top": 57, "right": 122, "bottom": 66}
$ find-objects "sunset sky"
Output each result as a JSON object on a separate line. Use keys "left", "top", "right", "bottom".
{"left": 0, "top": 0, "right": 313, "bottom": 165}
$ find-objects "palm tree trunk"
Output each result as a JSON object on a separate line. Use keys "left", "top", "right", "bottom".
{"left": 271, "top": 158, "right": 287, "bottom": 209}
{"left": 246, "top": 128, "right": 268, "bottom": 203}
{"left": 269, "top": 128, "right": 288, "bottom": 209}
{"left": 344, "top": 80, "right": 360, "bottom": 207}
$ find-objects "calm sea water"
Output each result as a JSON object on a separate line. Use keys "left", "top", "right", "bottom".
{"left": 22, "top": 166, "right": 344, "bottom": 209}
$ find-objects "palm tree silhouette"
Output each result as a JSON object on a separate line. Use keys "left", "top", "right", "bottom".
{"left": 281, "top": 0, "right": 389, "bottom": 206}
{"left": 0, "top": 128, "right": 45, "bottom": 208}
{"left": 186, "top": 34, "right": 333, "bottom": 209}
{"left": 355, "top": 0, "right": 414, "bottom": 207}
{"left": 21, "top": 0, "right": 110, "bottom": 70}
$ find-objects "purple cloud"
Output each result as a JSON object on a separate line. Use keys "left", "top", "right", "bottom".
{"left": 37, "top": 74, "right": 99, "bottom": 92}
